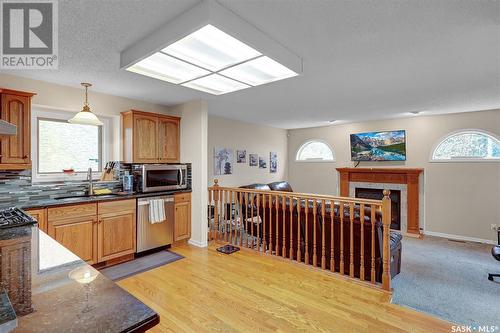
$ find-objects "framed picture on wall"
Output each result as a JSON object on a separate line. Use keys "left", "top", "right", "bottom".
{"left": 270, "top": 152, "right": 277, "bottom": 173}
{"left": 237, "top": 150, "right": 247, "bottom": 163}
{"left": 259, "top": 156, "right": 267, "bottom": 169}
{"left": 249, "top": 154, "right": 258, "bottom": 166}
{"left": 214, "top": 147, "right": 234, "bottom": 175}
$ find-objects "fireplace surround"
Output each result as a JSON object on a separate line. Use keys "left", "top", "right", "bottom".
{"left": 336, "top": 168, "right": 423, "bottom": 235}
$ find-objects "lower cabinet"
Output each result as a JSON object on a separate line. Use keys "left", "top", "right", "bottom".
{"left": 97, "top": 200, "right": 136, "bottom": 262}
{"left": 174, "top": 193, "right": 191, "bottom": 242}
{"left": 48, "top": 216, "right": 98, "bottom": 264}
{"left": 25, "top": 208, "right": 47, "bottom": 233}
{"left": 30, "top": 199, "right": 137, "bottom": 265}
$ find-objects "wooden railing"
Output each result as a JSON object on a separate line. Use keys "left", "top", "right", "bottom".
{"left": 207, "top": 179, "right": 392, "bottom": 291}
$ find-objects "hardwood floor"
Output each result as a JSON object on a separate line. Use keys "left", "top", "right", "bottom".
{"left": 118, "top": 243, "right": 452, "bottom": 333}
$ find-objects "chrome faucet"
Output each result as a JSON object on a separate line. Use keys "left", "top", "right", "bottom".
{"left": 87, "top": 167, "right": 94, "bottom": 196}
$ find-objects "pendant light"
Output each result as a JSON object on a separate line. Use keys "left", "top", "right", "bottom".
{"left": 68, "top": 83, "right": 103, "bottom": 126}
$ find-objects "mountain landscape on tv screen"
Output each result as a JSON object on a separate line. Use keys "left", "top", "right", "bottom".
{"left": 350, "top": 130, "right": 406, "bottom": 161}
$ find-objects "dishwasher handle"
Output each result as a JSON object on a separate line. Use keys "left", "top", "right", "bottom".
{"left": 138, "top": 197, "right": 174, "bottom": 206}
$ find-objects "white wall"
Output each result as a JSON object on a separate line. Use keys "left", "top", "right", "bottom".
{"left": 207, "top": 115, "right": 288, "bottom": 188}
{"left": 288, "top": 109, "right": 500, "bottom": 243}
{"left": 174, "top": 100, "right": 208, "bottom": 248}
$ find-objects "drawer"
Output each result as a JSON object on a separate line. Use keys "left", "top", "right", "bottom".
{"left": 174, "top": 192, "right": 191, "bottom": 203}
{"left": 98, "top": 199, "right": 136, "bottom": 215}
{"left": 48, "top": 203, "right": 97, "bottom": 221}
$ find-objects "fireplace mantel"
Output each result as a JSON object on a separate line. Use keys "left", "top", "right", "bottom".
{"left": 336, "top": 168, "right": 423, "bottom": 235}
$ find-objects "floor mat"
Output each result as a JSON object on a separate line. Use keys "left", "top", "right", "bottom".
{"left": 100, "top": 250, "right": 183, "bottom": 281}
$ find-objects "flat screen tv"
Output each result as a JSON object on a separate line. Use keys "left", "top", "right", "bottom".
{"left": 350, "top": 130, "right": 406, "bottom": 161}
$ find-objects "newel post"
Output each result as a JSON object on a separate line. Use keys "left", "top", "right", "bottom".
{"left": 381, "top": 189, "right": 392, "bottom": 291}
{"left": 212, "top": 179, "right": 220, "bottom": 241}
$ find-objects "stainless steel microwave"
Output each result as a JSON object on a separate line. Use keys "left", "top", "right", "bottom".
{"left": 138, "top": 164, "right": 188, "bottom": 193}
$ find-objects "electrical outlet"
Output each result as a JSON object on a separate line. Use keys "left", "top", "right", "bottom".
{"left": 491, "top": 224, "right": 498, "bottom": 231}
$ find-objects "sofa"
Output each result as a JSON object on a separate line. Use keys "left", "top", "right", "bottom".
{"left": 238, "top": 181, "right": 402, "bottom": 281}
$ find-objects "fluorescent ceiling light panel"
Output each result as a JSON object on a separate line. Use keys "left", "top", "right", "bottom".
{"left": 162, "top": 25, "right": 261, "bottom": 71}
{"left": 126, "top": 52, "right": 210, "bottom": 84}
{"left": 182, "top": 74, "right": 250, "bottom": 95}
{"left": 220, "top": 56, "right": 298, "bottom": 86}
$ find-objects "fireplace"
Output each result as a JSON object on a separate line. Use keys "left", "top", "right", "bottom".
{"left": 355, "top": 188, "right": 401, "bottom": 230}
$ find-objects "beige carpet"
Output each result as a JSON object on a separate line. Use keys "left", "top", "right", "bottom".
{"left": 392, "top": 235, "right": 499, "bottom": 326}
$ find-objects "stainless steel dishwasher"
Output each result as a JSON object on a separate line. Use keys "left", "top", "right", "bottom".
{"left": 137, "top": 195, "right": 174, "bottom": 252}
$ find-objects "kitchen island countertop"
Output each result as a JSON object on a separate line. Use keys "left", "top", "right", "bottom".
{"left": 0, "top": 224, "right": 159, "bottom": 332}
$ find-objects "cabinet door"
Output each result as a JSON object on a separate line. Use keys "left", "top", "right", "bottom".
{"left": 158, "top": 116, "right": 180, "bottom": 163}
{"left": 133, "top": 114, "right": 158, "bottom": 163}
{"left": 97, "top": 212, "right": 136, "bottom": 262}
{"left": 0, "top": 94, "right": 30, "bottom": 164}
{"left": 174, "top": 201, "right": 191, "bottom": 241}
{"left": 48, "top": 216, "right": 97, "bottom": 264}
{"left": 0, "top": 239, "right": 32, "bottom": 315}
{"left": 25, "top": 208, "right": 48, "bottom": 233}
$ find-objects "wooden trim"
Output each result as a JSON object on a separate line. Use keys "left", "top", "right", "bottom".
{"left": 336, "top": 167, "right": 423, "bottom": 235}
{"left": 0, "top": 88, "right": 36, "bottom": 97}
{"left": 0, "top": 163, "right": 32, "bottom": 170}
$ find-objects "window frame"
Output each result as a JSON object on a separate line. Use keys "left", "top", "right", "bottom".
{"left": 31, "top": 107, "right": 111, "bottom": 183}
{"left": 295, "top": 139, "right": 336, "bottom": 163}
{"left": 429, "top": 129, "right": 500, "bottom": 163}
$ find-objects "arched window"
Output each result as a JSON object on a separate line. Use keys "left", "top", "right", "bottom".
{"left": 296, "top": 140, "right": 335, "bottom": 162}
{"left": 431, "top": 129, "right": 500, "bottom": 162}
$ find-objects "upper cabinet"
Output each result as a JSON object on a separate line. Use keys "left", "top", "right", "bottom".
{"left": 121, "top": 110, "right": 180, "bottom": 164}
{"left": 0, "top": 89, "right": 35, "bottom": 169}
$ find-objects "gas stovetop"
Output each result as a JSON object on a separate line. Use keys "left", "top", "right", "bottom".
{"left": 0, "top": 208, "right": 37, "bottom": 229}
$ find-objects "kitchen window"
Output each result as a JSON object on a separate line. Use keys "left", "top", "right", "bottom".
{"left": 32, "top": 108, "right": 111, "bottom": 182}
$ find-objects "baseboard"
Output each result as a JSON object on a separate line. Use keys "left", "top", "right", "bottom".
{"left": 188, "top": 239, "right": 208, "bottom": 248}
{"left": 424, "top": 230, "right": 496, "bottom": 245}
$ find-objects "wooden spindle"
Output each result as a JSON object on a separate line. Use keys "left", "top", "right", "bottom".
{"left": 208, "top": 189, "right": 213, "bottom": 241}
{"left": 321, "top": 199, "right": 326, "bottom": 270}
{"left": 360, "top": 203, "right": 365, "bottom": 280}
{"left": 269, "top": 194, "right": 273, "bottom": 254}
{"left": 262, "top": 194, "right": 266, "bottom": 253}
{"left": 250, "top": 194, "right": 254, "bottom": 249}
{"left": 339, "top": 202, "right": 344, "bottom": 275}
{"left": 289, "top": 196, "right": 294, "bottom": 260}
{"left": 239, "top": 192, "right": 243, "bottom": 247}
{"left": 330, "top": 199, "right": 335, "bottom": 272}
{"left": 297, "top": 199, "right": 301, "bottom": 262}
{"left": 305, "top": 199, "right": 309, "bottom": 265}
{"left": 349, "top": 203, "right": 354, "bottom": 277}
{"left": 282, "top": 195, "right": 286, "bottom": 258}
{"left": 256, "top": 194, "right": 261, "bottom": 252}
{"left": 275, "top": 194, "right": 280, "bottom": 256}
{"left": 244, "top": 193, "right": 249, "bottom": 247}
{"left": 313, "top": 200, "right": 317, "bottom": 267}
{"left": 381, "top": 190, "right": 392, "bottom": 291}
{"left": 371, "top": 204, "right": 376, "bottom": 284}
{"left": 223, "top": 190, "right": 227, "bottom": 242}
{"left": 214, "top": 186, "right": 219, "bottom": 241}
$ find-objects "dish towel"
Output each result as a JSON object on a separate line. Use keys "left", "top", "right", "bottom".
{"left": 149, "top": 199, "right": 166, "bottom": 224}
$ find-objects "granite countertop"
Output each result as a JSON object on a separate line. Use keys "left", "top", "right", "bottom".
{"left": 2, "top": 189, "right": 192, "bottom": 210}
{"left": 0, "top": 225, "right": 159, "bottom": 332}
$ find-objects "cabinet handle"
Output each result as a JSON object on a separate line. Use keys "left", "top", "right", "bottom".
{"left": 23, "top": 155, "right": 28, "bottom": 159}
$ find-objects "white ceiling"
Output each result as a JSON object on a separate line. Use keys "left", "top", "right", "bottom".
{"left": 4, "top": 0, "right": 499, "bottom": 129}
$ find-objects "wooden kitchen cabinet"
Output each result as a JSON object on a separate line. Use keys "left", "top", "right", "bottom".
{"left": 44, "top": 199, "right": 137, "bottom": 265}
{"left": 174, "top": 192, "right": 191, "bottom": 242}
{"left": 97, "top": 199, "right": 136, "bottom": 262}
{"left": 48, "top": 215, "right": 98, "bottom": 264}
{"left": 158, "top": 115, "right": 180, "bottom": 163}
{"left": 0, "top": 89, "right": 35, "bottom": 169}
{"left": 25, "top": 208, "right": 48, "bottom": 233}
{"left": 121, "top": 110, "right": 180, "bottom": 164}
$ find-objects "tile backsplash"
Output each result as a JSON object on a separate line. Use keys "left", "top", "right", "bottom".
{"left": 0, "top": 166, "right": 124, "bottom": 208}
